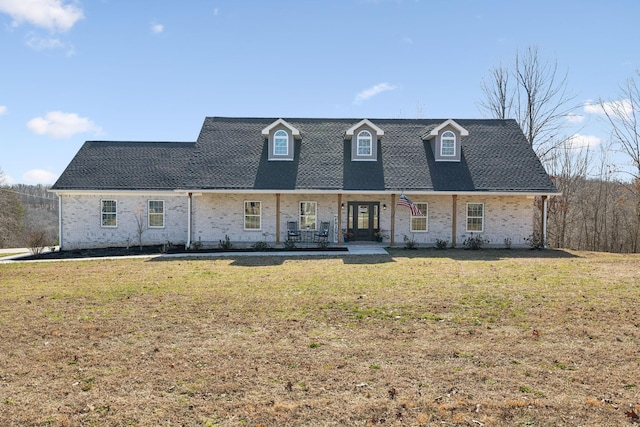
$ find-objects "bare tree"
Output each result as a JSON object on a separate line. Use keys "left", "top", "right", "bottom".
{"left": 598, "top": 73, "right": 640, "bottom": 181}
{"left": 134, "top": 204, "right": 145, "bottom": 250}
{"left": 478, "top": 46, "right": 577, "bottom": 162}
{"left": 478, "top": 62, "right": 512, "bottom": 119}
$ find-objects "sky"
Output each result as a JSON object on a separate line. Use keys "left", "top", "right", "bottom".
{"left": 0, "top": 0, "right": 639, "bottom": 185}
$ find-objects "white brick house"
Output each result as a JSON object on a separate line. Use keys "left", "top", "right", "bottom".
{"left": 51, "top": 117, "right": 559, "bottom": 250}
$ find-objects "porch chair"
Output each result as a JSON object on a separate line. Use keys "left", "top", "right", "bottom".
{"left": 287, "top": 220, "right": 301, "bottom": 241}
{"left": 314, "top": 221, "right": 330, "bottom": 243}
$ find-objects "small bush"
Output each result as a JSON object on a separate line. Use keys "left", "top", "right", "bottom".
{"left": 251, "top": 241, "right": 270, "bottom": 251}
{"left": 503, "top": 237, "right": 512, "bottom": 249}
{"left": 463, "top": 234, "right": 488, "bottom": 250}
{"left": 403, "top": 235, "right": 418, "bottom": 250}
{"left": 26, "top": 230, "right": 50, "bottom": 255}
{"left": 525, "top": 232, "right": 545, "bottom": 249}
{"left": 435, "top": 239, "right": 448, "bottom": 249}
{"left": 316, "top": 239, "right": 329, "bottom": 249}
{"left": 283, "top": 239, "right": 297, "bottom": 250}
{"left": 218, "top": 235, "right": 232, "bottom": 250}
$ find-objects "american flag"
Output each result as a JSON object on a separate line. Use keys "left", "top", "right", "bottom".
{"left": 397, "top": 194, "right": 423, "bottom": 216}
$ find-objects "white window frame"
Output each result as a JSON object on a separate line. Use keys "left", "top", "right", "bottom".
{"left": 410, "top": 202, "right": 428, "bottom": 232}
{"left": 274, "top": 130, "right": 289, "bottom": 156}
{"left": 441, "top": 130, "right": 456, "bottom": 157}
{"left": 466, "top": 202, "right": 484, "bottom": 232}
{"left": 148, "top": 200, "right": 165, "bottom": 228}
{"left": 101, "top": 199, "right": 117, "bottom": 228}
{"left": 357, "top": 130, "right": 372, "bottom": 156}
{"left": 299, "top": 201, "right": 317, "bottom": 230}
{"left": 244, "top": 201, "right": 262, "bottom": 230}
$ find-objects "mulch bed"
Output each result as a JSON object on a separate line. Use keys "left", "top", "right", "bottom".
{"left": 17, "top": 245, "right": 348, "bottom": 261}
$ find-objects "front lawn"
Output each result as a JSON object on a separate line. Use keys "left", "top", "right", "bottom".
{"left": 0, "top": 249, "right": 638, "bottom": 426}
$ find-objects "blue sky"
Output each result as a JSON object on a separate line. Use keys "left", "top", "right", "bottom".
{"left": 0, "top": 0, "right": 639, "bottom": 184}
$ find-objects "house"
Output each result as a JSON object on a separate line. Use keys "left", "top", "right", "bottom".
{"left": 50, "top": 117, "right": 559, "bottom": 250}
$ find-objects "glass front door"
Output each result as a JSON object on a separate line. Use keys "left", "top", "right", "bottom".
{"left": 347, "top": 202, "right": 379, "bottom": 241}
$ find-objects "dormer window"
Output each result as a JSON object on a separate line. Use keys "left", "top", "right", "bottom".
{"left": 274, "top": 130, "right": 289, "bottom": 156}
{"left": 262, "top": 119, "right": 300, "bottom": 161}
{"left": 357, "top": 131, "right": 372, "bottom": 156}
{"left": 345, "top": 119, "right": 384, "bottom": 161}
{"left": 441, "top": 131, "right": 456, "bottom": 157}
{"left": 422, "top": 119, "right": 468, "bottom": 163}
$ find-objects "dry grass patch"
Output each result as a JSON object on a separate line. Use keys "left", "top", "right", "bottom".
{"left": 0, "top": 249, "right": 639, "bottom": 426}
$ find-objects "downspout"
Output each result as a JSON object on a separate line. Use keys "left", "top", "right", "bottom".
{"left": 186, "top": 192, "right": 192, "bottom": 249}
{"left": 57, "top": 194, "right": 63, "bottom": 250}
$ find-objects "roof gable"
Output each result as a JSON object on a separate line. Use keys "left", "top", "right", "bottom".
{"left": 344, "top": 119, "right": 385, "bottom": 140}
{"left": 261, "top": 118, "right": 301, "bottom": 139}
{"left": 422, "top": 119, "right": 469, "bottom": 140}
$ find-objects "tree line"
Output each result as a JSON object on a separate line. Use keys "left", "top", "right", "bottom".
{"left": 480, "top": 46, "right": 640, "bottom": 253}
{"left": 0, "top": 173, "right": 58, "bottom": 248}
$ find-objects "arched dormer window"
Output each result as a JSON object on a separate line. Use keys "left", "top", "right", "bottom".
{"left": 357, "top": 130, "right": 372, "bottom": 156}
{"left": 441, "top": 131, "right": 456, "bottom": 157}
{"left": 274, "top": 130, "right": 289, "bottom": 156}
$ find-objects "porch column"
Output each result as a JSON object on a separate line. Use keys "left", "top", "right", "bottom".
{"left": 276, "top": 193, "right": 281, "bottom": 245}
{"left": 541, "top": 195, "right": 548, "bottom": 248}
{"left": 390, "top": 194, "right": 396, "bottom": 246}
{"left": 186, "top": 192, "right": 192, "bottom": 249}
{"left": 338, "top": 193, "right": 343, "bottom": 244}
{"left": 451, "top": 195, "right": 457, "bottom": 248}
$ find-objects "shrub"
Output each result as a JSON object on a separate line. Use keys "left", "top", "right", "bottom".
{"left": 463, "top": 234, "right": 488, "bottom": 250}
{"left": 283, "top": 239, "right": 297, "bottom": 250}
{"left": 26, "top": 230, "right": 50, "bottom": 255}
{"left": 316, "top": 239, "right": 329, "bottom": 249}
{"left": 503, "top": 237, "right": 512, "bottom": 249}
{"left": 525, "top": 232, "right": 545, "bottom": 249}
{"left": 218, "top": 235, "right": 232, "bottom": 250}
{"left": 435, "top": 238, "right": 449, "bottom": 249}
{"left": 403, "top": 235, "right": 418, "bottom": 250}
{"left": 251, "top": 241, "right": 270, "bottom": 251}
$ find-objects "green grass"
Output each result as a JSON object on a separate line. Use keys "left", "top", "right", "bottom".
{"left": 0, "top": 249, "right": 639, "bottom": 426}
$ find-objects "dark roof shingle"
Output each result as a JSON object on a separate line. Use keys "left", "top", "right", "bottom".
{"left": 52, "top": 117, "right": 557, "bottom": 193}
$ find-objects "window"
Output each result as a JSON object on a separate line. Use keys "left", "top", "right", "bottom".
{"left": 299, "top": 201, "right": 317, "bottom": 230}
{"left": 357, "top": 130, "right": 372, "bottom": 156}
{"left": 441, "top": 131, "right": 456, "bottom": 156}
{"left": 244, "top": 201, "right": 261, "bottom": 230}
{"left": 410, "top": 202, "right": 428, "bottom": 232}
{"left": 148, "top": 200, "right": 164, "bottom": 228}
{"left": 101, "top": 200, "right": 117, "bottom": 227}
{"left": 467, "top": 203, "right": 484, "bottom": 232}
{"left": 274, "top": 130, "right": 289, "bottom": 156}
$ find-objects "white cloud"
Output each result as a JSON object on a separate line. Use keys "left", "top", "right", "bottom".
{"left": 0, "top": 105, "right": 7, "bottom": 115}
{"left": 402, "top": 36, "right": 413, "bottom": 44}
{"left": 565, "top": 113, "right": 584, "bottom": 123}
{"left": 213, "top": 7, "right": 219, "bottom": 16}
{"left": 0, "top": 0, "right": 84, "bottom": 32}
{"left": 25, "top": 33, "right": 75, "bottom": 55}
{"left": 354, "top": 82, "right": 397, "bottom": 104}
{"left": 22, "top": 169, "right": 58, "bottom": 184}
{"left": 151, "top": 23, "right": 164, "bottom": 34}
{"left": 584, "top": 98, "right": 633, "bottom": 118}
{"left": 566, "top": 133, "right": 602, "bottom": 150}
{"left": 27, "top": 111, "right": 102, "bottom": 139}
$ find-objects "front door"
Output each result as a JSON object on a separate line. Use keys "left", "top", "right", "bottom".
{"left": 347, "top": 202, "right": 379, "bottom": 241}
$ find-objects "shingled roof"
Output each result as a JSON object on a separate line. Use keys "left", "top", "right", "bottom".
{"left": 52, "top": 117, "right": 557, "bottom": 193}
